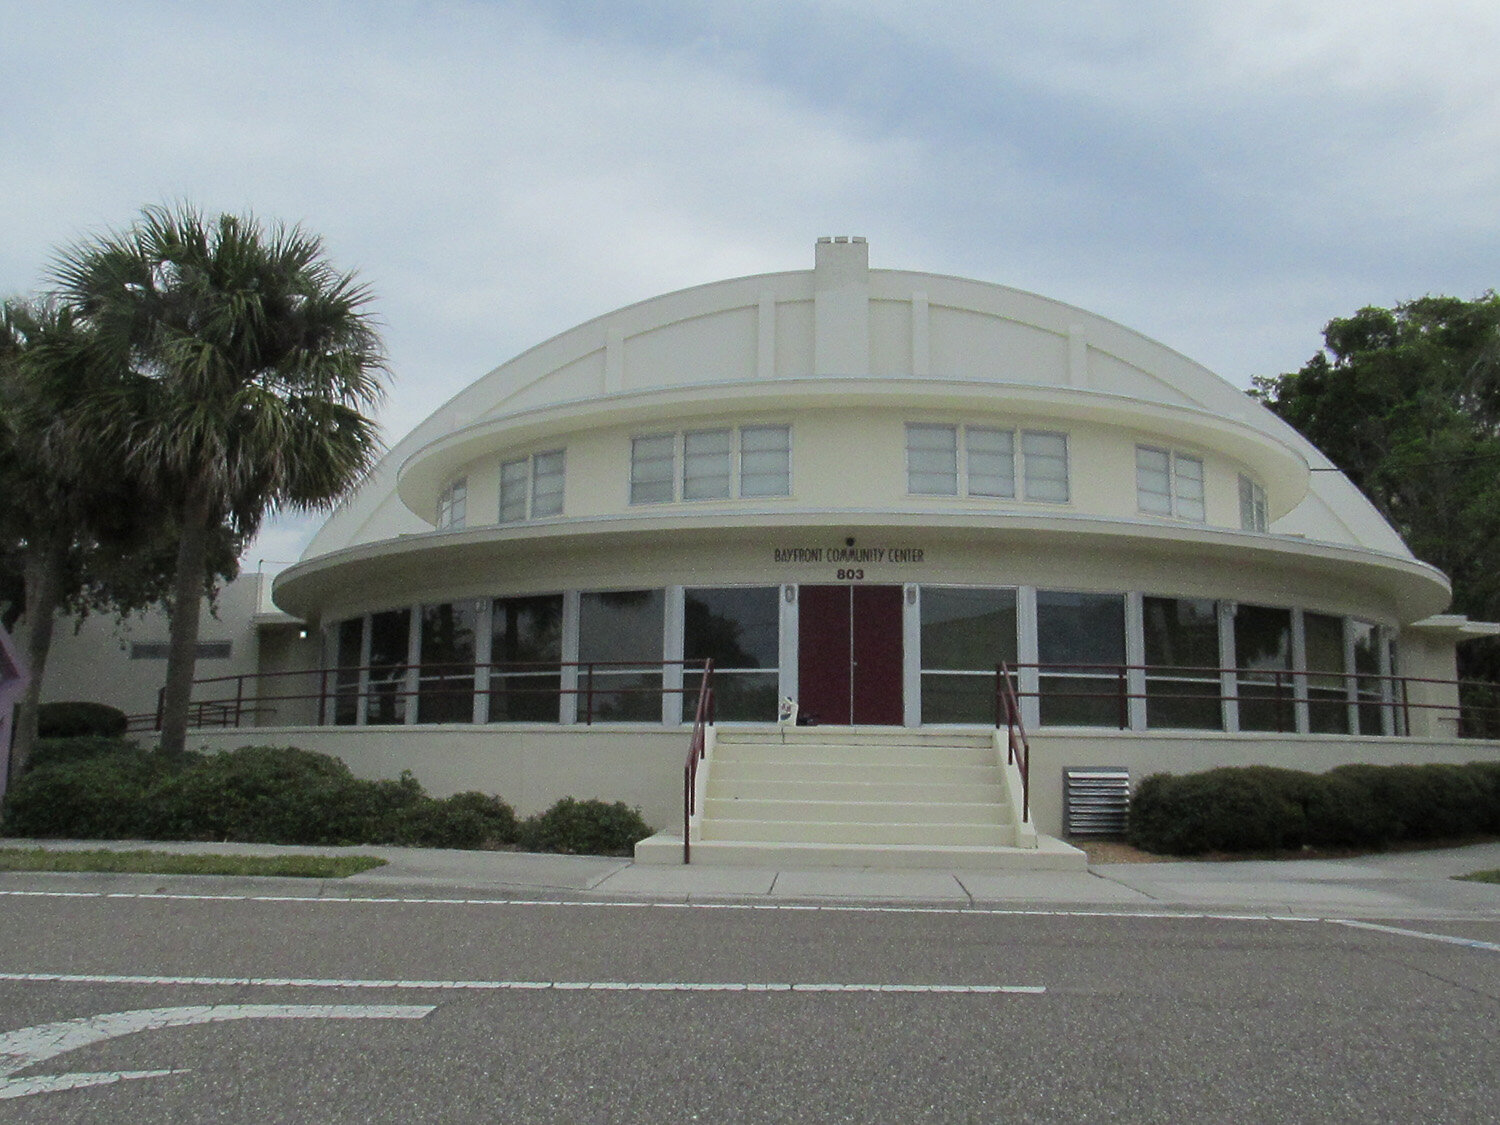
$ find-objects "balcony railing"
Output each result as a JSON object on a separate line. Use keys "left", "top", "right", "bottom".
{"left": 123, "top": 659, "right": 1500, "bottom": 739}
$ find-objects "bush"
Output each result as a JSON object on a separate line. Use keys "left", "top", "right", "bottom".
{"left": 29, "top": 736, "right": 142, "bottom": 772}
{"left": 1130, "top": 761, "right": 1500, "bottom": 855}
{"left": 394, "top": 791, "right": 519, "bottom": 850}
{"left": 1, "top": 749, "right": 191, "bottom": 839}
{"left": 37, "top": 701, "right": 128, "bottom": 739}
{"left": 517, "top": 797, "right": 652, "bottom": 856}
{"left": 1127, "top": 770, "right": 1291, "bottom": 855}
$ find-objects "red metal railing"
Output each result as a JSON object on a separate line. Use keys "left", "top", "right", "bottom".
{"left": 682, "top": 660, "right": 715, "bottom": 865}
{"left": 127, "top": 659, "right": 716, "bottom": 732}
{"left": 995, "top": 663, "right": 1031, "bottom": 823}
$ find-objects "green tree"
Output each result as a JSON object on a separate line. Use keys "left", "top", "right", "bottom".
{"left": 52, "top": 205, "right": 387, "bottom": 754}
{"left": 0, "top": 298, "right": 237, "bottom": 777}
{"left": 1253, "top": 294, "right": 1500, "bottom": 670}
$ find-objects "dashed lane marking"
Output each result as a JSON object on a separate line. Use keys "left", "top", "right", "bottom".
{"left": 0, "top": 971, "right": 1045, "bottom": 994}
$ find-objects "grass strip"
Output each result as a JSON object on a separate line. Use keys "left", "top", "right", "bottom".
{"left": 1454, "top": 868, "right": 1500, "bottom": 884}
{"left": 0, "top": 847, "right": 387, "bottom": 878}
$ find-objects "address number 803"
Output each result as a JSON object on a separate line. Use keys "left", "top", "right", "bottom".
{"left": 836, "top": 568, "right": 865, "bottom": 581}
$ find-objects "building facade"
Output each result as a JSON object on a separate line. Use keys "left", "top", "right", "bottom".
{"left": 42, "top": 238, "right": 1500, "bottom": 838}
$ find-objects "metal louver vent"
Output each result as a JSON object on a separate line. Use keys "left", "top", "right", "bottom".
{"left": 1065, "top": 767, "right": 1130, "bottom": 837}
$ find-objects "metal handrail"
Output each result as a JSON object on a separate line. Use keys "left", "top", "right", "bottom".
{"left": 995, "top": 663, "right": 1031, "bottom": 823}
{"left": 682, "top": 660, "right": 715, "bottom": 865}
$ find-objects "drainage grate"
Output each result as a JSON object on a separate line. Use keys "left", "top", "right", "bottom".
{"left": 1064, "top": 767, "right": 1130, "bottom": 837}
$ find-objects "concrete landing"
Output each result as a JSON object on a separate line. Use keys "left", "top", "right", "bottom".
{"left": 633, "top": 830, "right": 1086, "bottom": 870}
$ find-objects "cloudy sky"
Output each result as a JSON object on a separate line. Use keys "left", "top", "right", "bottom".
{"left": 4, "top": 1, "right": 1497, "bottom": 568}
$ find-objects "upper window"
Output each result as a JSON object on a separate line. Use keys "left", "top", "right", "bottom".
{"left": 631, "top": 426, "right": 791, "bottom": 504}
{"left": 437, "top": 477, "right": 467, "bottom": 529}
{"left": 906, "top": 424, "right": 1068, "bottom": 502}
{"left": 499, "top": 451, "right": 565, "bottom": 522}
{"left": 1136, "top": 447, "right": 1205, "bottom": 521}
{"left": 1239, "top": 474, "right": 1268, "bottom": 532}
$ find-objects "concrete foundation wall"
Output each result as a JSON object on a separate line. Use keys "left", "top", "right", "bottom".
{"left": 183, "top": 725, "right": 688, "bottom": 829}
{"left": 1026, "top": 730, "right": 1500, "bottom": 837}
{"left": 181, "top": 723, "right": 1500, "bottom": 840}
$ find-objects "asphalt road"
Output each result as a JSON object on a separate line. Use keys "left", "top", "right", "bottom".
{"left": 0, "top": 888, "right": 1496, "bottom": 1123}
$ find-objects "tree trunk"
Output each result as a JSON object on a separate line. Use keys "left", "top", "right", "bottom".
{"left": 157, "top": 488, "right": 215, "bottom": 755}
{"left": 9, "top": 536, "right": 68, "bottom": 785}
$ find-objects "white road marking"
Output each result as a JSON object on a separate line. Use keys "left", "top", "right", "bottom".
{"left": 0, "top": 971, "right": 1044, "bottom": 994}
{"left": 0, "top": 1004, "right": 434, "bottom": 1101}
{"left": 1332, "top": 919, "right": 1500, "bottom": 953}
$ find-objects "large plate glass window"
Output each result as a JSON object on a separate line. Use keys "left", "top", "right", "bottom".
{"left": 1142, "top": 597, "right": 1221, "bottom": 728}
{"left": 418, "top": 601, "right": 479, "bottom": 723}
{"left": 578, "top": 590, "right": 665, "bottom": 721}
{"left": 330, "top": 618, "right": 364, "bottom": 725}
{"left": 683, "top": 587, "right": 780, "bottom": 721}
{"left": 1350, "top": 621, "right": 1388, "bottom": 734}
{"left": 366, "top": 608, "right": 411, "bottom": 725}
{"left": 1235, "top": 604, "right": 1294, "bottom": 731}
{"left": 1304, "top": 612, "right": 1350, "bottom": 733}
{"left": 1036, "top": 591, "right": 1125, "bottom": 725}
{"left": 489, "top": 595, "right": 564, "bottom": 722}
{"left": 919, "top": 587, "right": 1018, "bottom": 723}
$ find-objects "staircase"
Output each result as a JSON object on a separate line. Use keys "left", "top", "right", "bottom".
{"left": 637, "top": 727, "right": 1084, "bottom": 869}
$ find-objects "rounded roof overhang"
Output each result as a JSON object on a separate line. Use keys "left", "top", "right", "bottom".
{"left": 274, "top": 508, "right": 1449, "bottom": 625}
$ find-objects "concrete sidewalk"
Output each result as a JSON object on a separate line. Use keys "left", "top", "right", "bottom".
{"left": 3, "top": 837, "right": 1499, "bottom": 921}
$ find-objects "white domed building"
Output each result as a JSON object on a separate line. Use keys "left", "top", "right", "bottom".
{"left": 80, "top": 237, "right": 1500, "bottom": 864}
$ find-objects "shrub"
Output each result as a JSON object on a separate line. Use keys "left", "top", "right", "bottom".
{"left": 146, "top": 746, "right": 426, "bottom": 845}
{"left": 517, "top": 797, "right": 652, "bottom": 856}
{"left": 394, "top": 791, "right": 519, "bottom": 849}
{"left": 1127, "top": 770, "right": 1291, "bottom": 855}
{"left": 1, "top": 749, "right": 190, "bottom": 839}
{"left": 36, "top": 701, "right": 128, "bottom": 739}
{"left": 29, "top": 736, "right": 141, "bottom": 772}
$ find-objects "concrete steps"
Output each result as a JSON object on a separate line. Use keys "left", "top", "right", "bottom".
{"left": 634, "top": 725, "right": 1084, "bottom": 870}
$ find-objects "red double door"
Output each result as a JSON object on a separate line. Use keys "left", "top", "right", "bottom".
{"left": 796, "top": 585, "right": 904, "bottom": 725}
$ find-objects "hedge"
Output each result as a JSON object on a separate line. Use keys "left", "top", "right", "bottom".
{"left": 1127, "top": 761, "right": 1500, "bottom": 855}
{"left": 1, "top": 740, "right": 646, "bottom": 855}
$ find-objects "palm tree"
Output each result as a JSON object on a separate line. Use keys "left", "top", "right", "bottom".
{"left": 53, "top": 205, "right": 387, "bottom": 754}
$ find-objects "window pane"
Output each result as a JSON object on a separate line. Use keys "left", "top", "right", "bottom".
{"left": 1305, "top": 612, "right": 1349, "bottom": 734}
{"left": 966, "top": 427, "right": 1015, "bottom": 497}
{"left": 631, "top": 434, "right": 675, "bottom": 504}
{"left": 1175, "top": 455, "right": 1205, "bottom": 520}
{"left": 907, "top": 424, "right": 958, "bottom": 495}
{"left": 419, "top": 601, "right": 478, "bottom": 723}
{"left": 1143, "top": 597, "right": 1221, "bottom": 730}
{"left": 333, "top": 618, "right": 363, "bottom": 726}
{"left": 1235, "top": 604, "right": 1293, "bottom": 731}
{"left": 438, "top": 477, "right": 467, "bottom": 529}
{"left": 531, "top": 450, "right": 564, "bottom": 517}
{"left": 367, "top": 608, "right": 410, "bottom": 725}
{"left": 1240, "top": 475, "right": 1267, "bottom": 532}
{"left": 684, "top": 587, "right": 779, "bottom": 669}
{"left": 490, "top": 594, "right": 563, "bottom": 722}
{"left": 1022, "top": 431, "right": 1069, "bottom": 501}
{"left": 579, "top": 590, "right": 665, "bottom": 722}
{"left": 1350, "top": 621, "right": 1387, "bottom": 734}
{"left": 920, "top": 587, "right": 1017, "bottom": 671}
{"left": 740, "top": 425, "right": 790, "bottom": 497}
{"left": 499, "top": 459, "right": 528, "bottom": 522}
{"left": 683, "top": 429, "right": 732, "bottom": 500}
{"left": 1036, "top": 591, "right": 1125, "bottom": 727}
{"left": 921, "top": 672, "right": 997, "bottom": 724}
{"left": 1136, "top": 447, "right": 1172, "bottom": 513}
